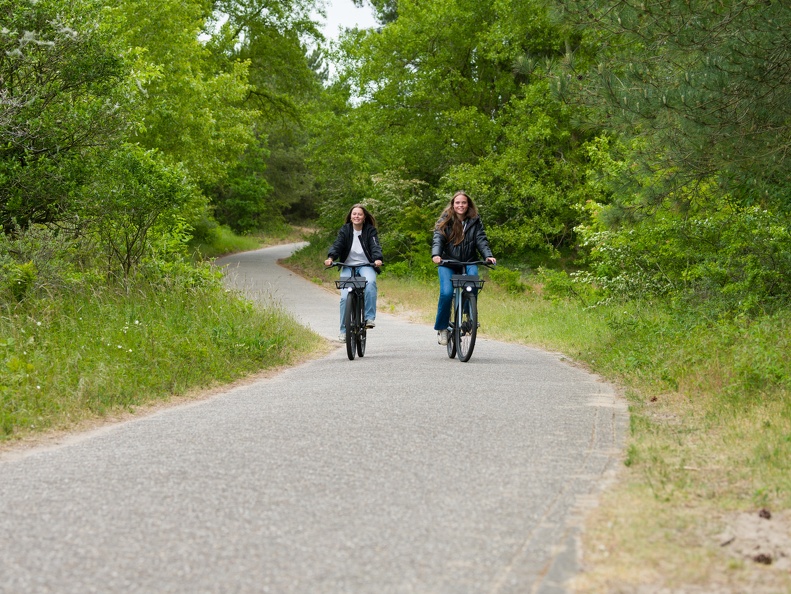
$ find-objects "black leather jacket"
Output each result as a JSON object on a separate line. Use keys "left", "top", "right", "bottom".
{"left": 327, "top": 222, "right": 383, "bottom": 272}
{"left": 431, "top": 216, "right": 493, "bottom": 264}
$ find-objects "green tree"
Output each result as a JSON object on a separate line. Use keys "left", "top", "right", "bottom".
{"left": 353, "top": 0, "right": 397, "bottom": 24}
{"left": 210, "top": 142, "right": 273, "bottom": 234}
{"left": 552, "top": 0, "right": 791, "bottom": 310}
{"left": 108, "top": 0, "right": 258, "bottom": 187}
{"left": 78, "top": 144, "right": 201, "bottom": 279}
{"left": 204, "top": 0, "right": 328, "bottom": 227}
{"left": 0, "top": 0, "right": 130, "bottom": 231}
{"left": 315, "top": 0, "right": 590, "bottom": 261}
{"left": 556, "top": 0, "right": 791, "bottom": 212}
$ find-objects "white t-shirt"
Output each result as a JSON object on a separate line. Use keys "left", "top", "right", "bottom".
{"left": 343, "top": 230, "right": 368, "bottom": 266}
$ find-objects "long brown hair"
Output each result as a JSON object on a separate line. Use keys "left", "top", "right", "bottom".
{"left": 435, "top": 191, "right": 479, "bottom": 246}
{"left": 345, "top": 203, "right": 377, "bottom": 228}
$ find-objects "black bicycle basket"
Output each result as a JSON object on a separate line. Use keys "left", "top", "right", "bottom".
{"left": 450, "top": 274, "right": 485, "bottom": 290}
{"left": 335, "top": 278, "right": 368, "bottom": 290}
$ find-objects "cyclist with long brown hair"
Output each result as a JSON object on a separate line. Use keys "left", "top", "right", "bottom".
{"left": 431, "top": 191, "right": 496, "bottom": 346}
{"left": 325, "top": 204, "right": 383, "bottom": 342}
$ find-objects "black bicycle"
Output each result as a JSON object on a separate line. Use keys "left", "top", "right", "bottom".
{"left": 440, "top": 260, "right": 495, "bottom": 362}
{"left": 328, "top": 262, "right": 374, "bottom": 360}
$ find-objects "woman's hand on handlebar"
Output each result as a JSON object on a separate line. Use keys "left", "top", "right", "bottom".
{"left": 432, "top": 255, "right": 441, "bottom": 264}
{"left": 374, "top": 260, "right": 382, "bottom": 267}
{"left": 324, "top": 258, "right": 333, "bottom": 267}
{"left": 486, "top": 257, "right": 496, "bottom": 265}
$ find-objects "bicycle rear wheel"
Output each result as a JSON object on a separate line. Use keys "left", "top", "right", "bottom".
{"left": 344, "top": 291, "right": 357, "bottom": 360}
{"left": 457, "top": 291, "right": 477, "bottom": 362}
{"left": 357, "top": 293, "right": 366, "bottom": 357}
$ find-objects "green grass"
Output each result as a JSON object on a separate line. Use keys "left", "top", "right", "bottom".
{"left": 190, "top": 226, "right": 262, "bottom": 258}
{"left": 0, "top": 275, "right": 325, "bottom": 441}
{"left": 286, "top": 243, "right": 791, "bottom": 592}
{"left": 0, "top": 225, "right": 324, "bottom": 442}
{"left": 190, "top": 223, "right": 312, "bottom": 259}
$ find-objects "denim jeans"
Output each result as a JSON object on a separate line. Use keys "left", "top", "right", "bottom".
{"left": 433, "top": 264, "right": 478, "bottom": 330}
{"left": 339, "top": 265, "right": 377, "bottom": 333}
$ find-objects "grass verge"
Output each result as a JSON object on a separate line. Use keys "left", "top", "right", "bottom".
{"left": 286, "top": 241, "right": 791, "bottom": 593}
{"left": 0, "top": 280, "right": 325, "bottom": 443}
{"left": 190, "top": 223, "right": 312, "bottom": 259}
{"left": 1, "top": 227, "right": 327, "bottom": 447}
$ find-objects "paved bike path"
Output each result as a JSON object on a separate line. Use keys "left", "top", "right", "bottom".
{"left": 0, "top": 243, "right": 627, "bottom": 594}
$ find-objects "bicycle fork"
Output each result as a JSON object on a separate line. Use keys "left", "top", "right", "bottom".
{"left": 449, "top": 289, "right": 462, "bottom": 332}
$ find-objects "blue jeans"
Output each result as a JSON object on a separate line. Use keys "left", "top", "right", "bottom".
{"left": 434, "top": 264, "right": 478, "bottom": 330}
{"left": 339, "top": 265, "right": 377, "bottom": 333}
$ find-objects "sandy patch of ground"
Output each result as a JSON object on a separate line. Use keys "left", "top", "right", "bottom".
{"left": 718, "top": 508, "right": 791, "bottom": 572}
{"left": 574, "top": 506, "right": 791, "bottom": 594}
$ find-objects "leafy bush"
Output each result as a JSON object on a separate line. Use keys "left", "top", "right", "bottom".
{"left": 381, "top": 258, "right": 435, "bottom": 282}
{"left": 577, "top": 202, "right": 791, "bottom": 313}
{"left": 78, "top": 144, "right": 203, "bottom": 279}
{"left": 536, "top": 267, "right": 603, "bottom": 305}
{"left": 366, "top": 170, "right": 441, "bottom": 264}
{"left": 208, "top": 144, "right": 275, "bottom": 234}
{"left": 0, "top": 261, "right": 37, "bottom": 301}
{"left": 537, "top": 268, "right": 578, "bottom": 301}
{"left": 488, "top": 266, "right": 527, "bottom": 294}
{"left": 0, "top": 224, "right": 100, "bottom": 299}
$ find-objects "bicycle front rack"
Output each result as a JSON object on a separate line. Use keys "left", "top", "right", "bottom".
{"left": 335, "top": 278, "right": 367, "bottom": 290}
{"left": 450, "top": 275, "right": 485, "bottom": 290}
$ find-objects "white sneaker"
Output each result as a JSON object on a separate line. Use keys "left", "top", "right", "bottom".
{"left": 437, "top": 330, "right": 449, "bottom": 345}
{"left": 339, "top": 333, "right": 346, "bottom": 342}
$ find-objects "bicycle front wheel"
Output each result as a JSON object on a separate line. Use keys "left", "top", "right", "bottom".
{"left": 446, "top": 302, "right": 457, "bottom": 359}
{"left": 344, "top": 291, "right": 357, "bottom": 360}
{"left": 357, "top": 293, "right": 366, "bottom": 357}
{"left": 457, "top": 291, "right": 478, "bottom": 362}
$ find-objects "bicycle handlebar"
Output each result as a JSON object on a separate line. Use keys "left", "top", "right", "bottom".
{"left": 438, "top": 259, "right": 496, "bottom": 268}
{"left": 325, "top": 261, "right": 378, "bottom": 269}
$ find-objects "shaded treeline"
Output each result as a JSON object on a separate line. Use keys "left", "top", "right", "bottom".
{"left": 2, "top": 0, "right": 790, "bottom": 310}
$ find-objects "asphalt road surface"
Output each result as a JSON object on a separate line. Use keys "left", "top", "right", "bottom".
{"left": 0, "top": 243, "right": 627, "bottom": 594}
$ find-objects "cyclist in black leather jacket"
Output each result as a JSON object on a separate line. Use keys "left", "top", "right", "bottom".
{"left": 431, "top": 191, "right": 496, "bottom": 345}
{"left": 325, "top": 204, "right": 383, "bottom": 342}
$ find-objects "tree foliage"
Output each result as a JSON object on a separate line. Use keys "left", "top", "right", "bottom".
{"left": 78, "top": 144, "right": 201, "bottom": 279}
{"left": 316, "top": 0, "right": 592, "bottom": 262}
{"left": 0, "top": 0, "right": 330, "bottom": 287}
{"left": 201, "top": 0, "right": 327, "bottom": 227}
{"left": 108, "top": 0, "right": 258, "bottom": 187}
{"left": 551, "top": 0, "right": 791, "bottom": 309}
{"left": 0, "top": 0, "right": 130, "bottom": 231}
{"left": 556, "top": 0, "right": 791, "bottom": 213}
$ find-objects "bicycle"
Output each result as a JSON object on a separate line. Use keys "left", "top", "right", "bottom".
{"left": 327, "top": 262, "right": 375, "bottom": 360}
{"left": 439, "top": 259, "right": 495, "bottom": 363}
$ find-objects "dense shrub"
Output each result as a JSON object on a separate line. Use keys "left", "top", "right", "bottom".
{"left": 576, "top": 201, "right": 791, "bottom": 313}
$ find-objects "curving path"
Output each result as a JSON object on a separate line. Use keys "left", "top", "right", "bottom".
{"left": 0, "top": 243, "right": 627, "bottom": 594}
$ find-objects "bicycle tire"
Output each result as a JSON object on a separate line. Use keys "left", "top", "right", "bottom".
{"left": 457, "top": 291, "right": 477, "bottom": 362}
{"left": 345, "top": 291, "right": 357, "bottom": 360}
{"left": 446, "top": 302, "right": 457, "bottom": 359}
{"left": 357, "top": 293, "right": 366, "bottom": 357}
